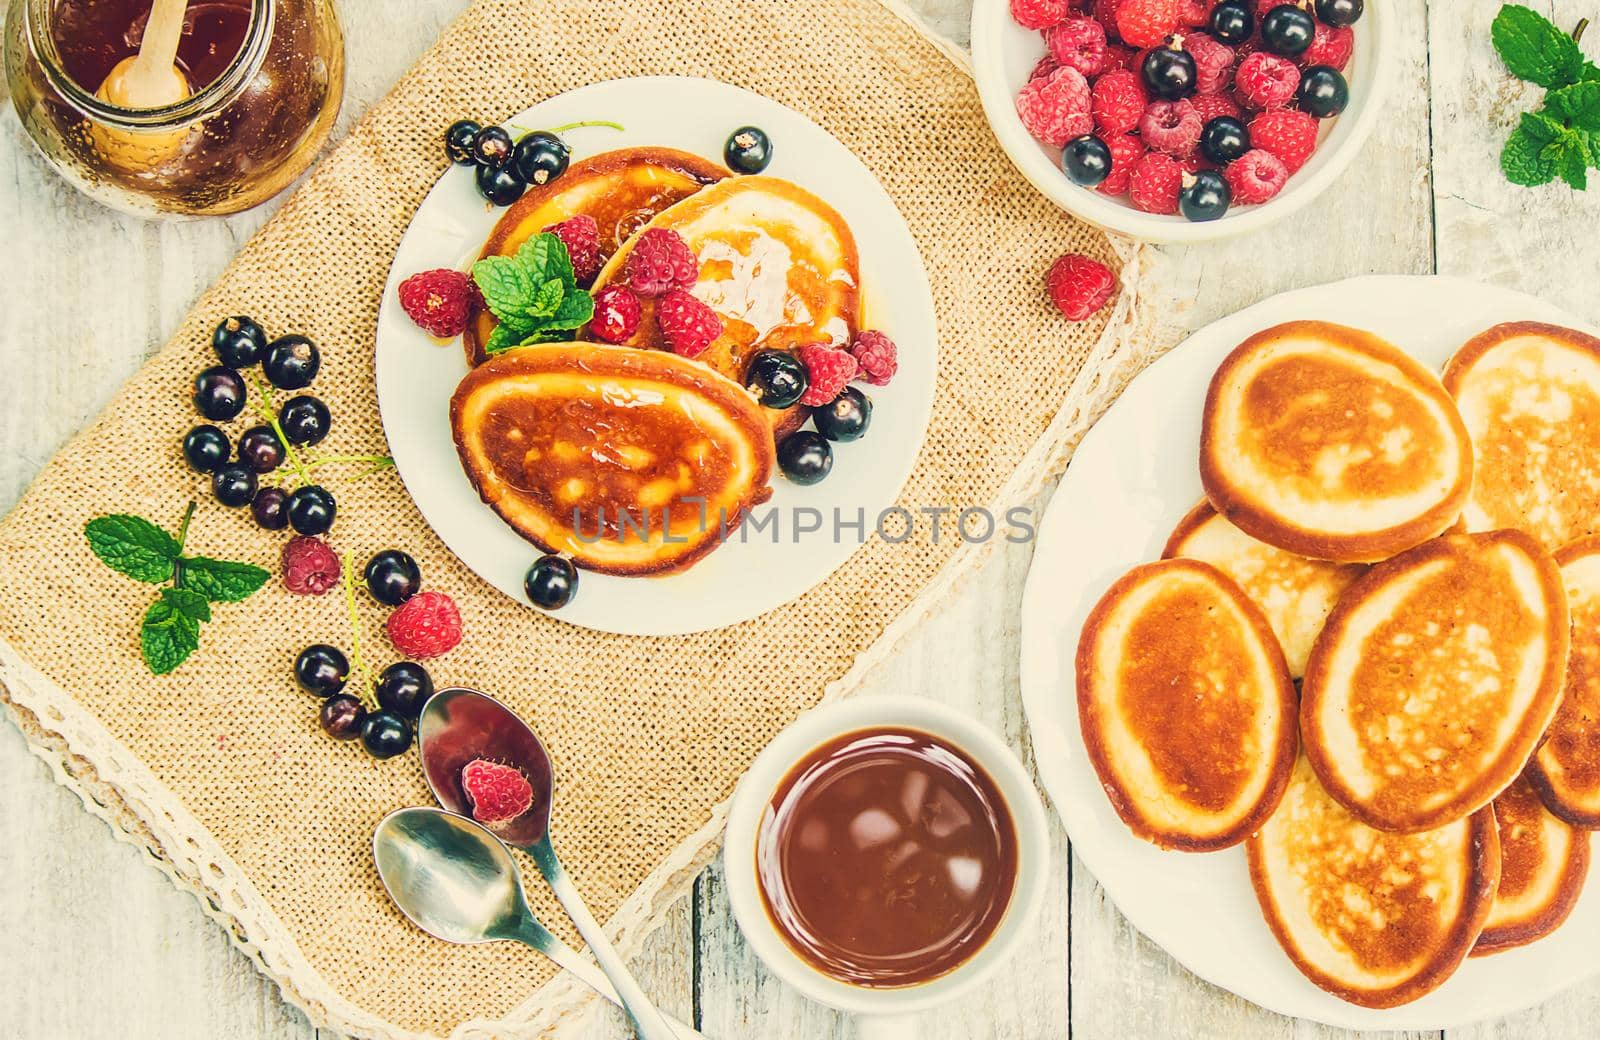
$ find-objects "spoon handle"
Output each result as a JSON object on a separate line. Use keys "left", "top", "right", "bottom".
{"left": 527, "top": 839, "right": 684, "bottom": 1040}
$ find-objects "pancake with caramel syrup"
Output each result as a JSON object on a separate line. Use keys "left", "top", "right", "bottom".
{"left": 450, "top": 343, "right": 774, "bottom": 576}
{"left": 1163, "top": 501, "right": 1365, "bottom": 678}
{"left": 1473, "top": 773, "right": 1589, "bottom": 956}
{"left": 1528, "top": 537, "right": 1600, "bottom": 826}
{"left": 464, "top": 147, "right": 727, "bottom": 364}
{"left": 588, "top": 175, "right": 861, "bottom": 439}
{"left": 1444, "top": 322, "right": 1600, "bottom": 552}
{"left": 1076, "top": 559, "right": 1296, "bottom": 851}
{"left": 1200, "top": 321, "right": 1472, "bottom": 563}
{"left": 1248, "top": 756, "right": 1499, "bottom": 1009}
{"left": 1302, "top": 531, "right": 1569, "bottom": 833}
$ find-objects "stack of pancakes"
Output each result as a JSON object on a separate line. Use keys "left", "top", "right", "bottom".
{"left": 1077, "top": 319, "right": 1600, "bottom": 1008}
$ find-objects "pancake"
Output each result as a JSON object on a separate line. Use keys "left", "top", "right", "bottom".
{"left": 1443, "top": 321, "right": 1600, "bottom": 552}
{"left": 1200, "top": 321, "right": 1473, "bottom": 563}
{"left": 1249, "top": 756, "right": 1499, "bottom": 1009}
{"left": 464, "top": 147, "right": 727, "bottom": 364}
{"left": 1076, "top": 559, "right": 1297, "bottom": 851}
{"left": 1473, "top": 773, "right": 1589, "bottom": 956}
{"left": 1302, "top": 531, "right": 1569, "bottom": 833}
{"left": 1162, "top": 501, "right": 1365, "bottom": 678}
{"left": 588, "top": 175, "right": 861, "bottom": 439}
{"left": 450, "top": 342, "right": 774, "bottom": 576}
{"left": 1528, "top": 536, "right": 1600, "bottom": 826}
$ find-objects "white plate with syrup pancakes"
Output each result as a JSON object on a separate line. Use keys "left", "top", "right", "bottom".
{"left": 1019, "top": 275, "right": 1600, "bottom": 1030}
{"left": 375, "top": 76, "right": 937, "bottom": 636}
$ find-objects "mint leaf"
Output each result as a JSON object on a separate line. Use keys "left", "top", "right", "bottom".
{"left": 1504, "top": 125, "right": 1557, "bottom": 184}
{"left": 1556, "top": 139, "right": 1589, "bottom": 188}
{"left": 544, "top": 289, "right": 596, "bottom": 330}
{"left": 180, "top": 556, "right": 269, "bottom": 602}
{"left": 85, "top": 515, "right": 178, "bottom": 583}
{"left": 530, "top": 277, "right": 565, "bottom": 318}
{"left": 527, "top": 233, "right": 577, "bottom": 292}
{"left": 1547, "top": 81, "right": 1600, "bottom": 130}
{"left": 1494, "top": 5, "right": 1585, "bottom": 87}
{"left": 161, "top": 586, "right": 212, "bottom": 622}
{"left": 483, "top": 322, "right": 525, "bottom": 356}
{"left": 472, "top": 255, "right": 539, "bottom": 330}
{"left": 140, "top": 597, "right": 200, "bottom": 675}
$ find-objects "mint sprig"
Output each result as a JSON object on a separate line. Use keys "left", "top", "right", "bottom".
{"left": 1494, "top": 6, "right": 1600, "bottom": 190}
{"left": 472, "top": 233, "right": 594, "bottom": 354}
{"left": 85, "top": 502, "right": 269, "bottom": 674}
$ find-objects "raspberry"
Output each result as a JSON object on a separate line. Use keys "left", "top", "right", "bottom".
{"left": 1189, "top": 92, "right": 1242, "bottom": 122}
{"left": 1010, "top": 0, "right": 1072, "bottom": 30}
{"left": 1091, "top": 68, "right": 1148, "bottom": 136}
{"left": 1128, "top": 150, "right": 1183, "bottom": 213}
{"left": 1096, "top": 133, "right": 1147, "bottom": 195}
{"left": 1235, "top": 52, "right": 1299, "bottom": 109}
{"left": 461, "top": 759, "right": 534, "bottom": 824}
{"left": 281, "top": 536, "right": 340, "bottom": 596}
{"left": 590, "top": 284, "right": 641, "bottom": 343}
{"left": 1185, "top": 32, "right": 1236, "bottom": 95}
{"left": 1249, "top": 107, "right": 1319, "bottom": 172}
{"left": 1177, "top": 0, "right": 1213, "bottom": 26}
{"left": 542, "top": 215, "right": 601, "bottom": 284}
{"left": 1139, "top": 98, "right": 1203, "bottom": 157}
{"left": 1015, "top": 66, "right": 1093, "bottom": 148}
{"left": 656, "top": 289, "right": 722, "bottom": 358}
{"left": 1030, "top": 54, "right": 1060, "bottom": 82}
{"left": 1102, "top": 43, "right": 1137, "bottom": 72}
{"left": 1046, "top": 254, "right": 1118, "bottom": 321}
{"left": 1093, "top": 0, "right": 1125, "bottom": 38}
{"left": 1301, "top": 22, "right": 1354, "bottom": 70}
{"left": 796, "top": 343, "right": 858, "bottom": 407}
{"left": 385, "top": 590, "right": 463, "bottom": 660}
{"left": 1224, "top": 148, "right": 1289, "bottom": 203}
{"left": 623, "top": 228, "right": 698, "bottom": 296}
{"left": 1179, "top": 151, "right": 1218, "bottom": 173}
{"left": 398, "top": 269, "right": 479, "bottom": 339}
{"left": 1047, "top": 17, "right": 1109, "bottom": 77}
{"left": 1116, "top": 0, "right": 1180, "bottom": 48}
{"left": 850, "top": 330, "right": 898, "bottom": 386}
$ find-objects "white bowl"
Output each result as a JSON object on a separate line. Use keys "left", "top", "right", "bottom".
{"left": 969, "top": 0, "right": 1394, "bottom": 243}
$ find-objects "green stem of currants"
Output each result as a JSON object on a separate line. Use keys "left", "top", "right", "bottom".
{"left": 245, "top": 371, "right": 314, "bottom": 489}
{"left": 507, "top": 119, "right": 625, "bottom": 140}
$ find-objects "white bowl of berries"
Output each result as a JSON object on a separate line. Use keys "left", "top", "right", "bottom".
{"left": 971, "top": 0, "right": 1392, "bottom": 242}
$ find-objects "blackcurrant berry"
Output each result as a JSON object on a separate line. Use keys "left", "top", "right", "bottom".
{"left": 361, "top": 711, "right": 413, "bottom": 759}
{"left": 1142, "top": 47, "right": 1198, "bottom": 100}
{"left": 1261, "top": 4, "right": 1315, "bottom": 56}
{"left": 364, "top": 550, "right": 422, "bottom": 606}
{"left": 374, "top": 662, "right": 434, "bottom": 718}
{"left": 744, "top": 350, "right": 809, "bottom": 408}
{"left": 471, "top": 125, "right": 513, "bottom": 168}
{"left": 445, "top": 119, "right": 482, "bottom": 165}
{"left": 251, "top": 486, "right": 289, "bottom": 530}
{"left": 182, "top": 424, "right": 231, "bottom": 473}
{"left": 211, "top": 463, "right": 257, "bottom": 508}
{"left": 237, "top": 425, "right": 285, "bottom": 473}
{"left": 1180, "top": 170, "right": 1233, "bottom": 222}
{"left": 1062, "top": 134, "right": 1113, "bottom": 187}
{"left": 1208, "top": 0, "right": 1254, "bottom": 44}
{"left": 1314, "top": 0, "right": 1362, "bottom": 27}
{"left": 524, "top": 554, "right": 579, "bottom": 610}
{"left": 262, "top": 335, "right": 320, "bottom": 390}
{"left": 777, "top": 431, "right": 833, "bottom": 485}
{"left": 1297, "top": 65, "right": 1349, "bottom": 118}
{"left": 294, "top": 644, "right": 348, "bottom": 696}
{"left": 724, "top": 126, "right": 773, "bottom": 174}
{"left": 1199, "top": 116, "right": 1251, "bottom": 165}
{"left": 193, "top": 366, "right": 246, "bottom": 421}
{"left": 320, "top": 695, "right": 366, "bottom": 740}
{"left": 279, "top": 395, "right": 331, "bottom": 446}
{"left": 211, "top": 316, "right": 267, "bottom": 368}
{"left": 511, "top": 132, "right": 570, "bottom": 186}
{"left": 476, "top": 163, "right": 527, "bottom": 206}
{"left": 287, "top": 485, "right": 337, "bottom": 536}
{"left": 813, "top": 386, "right": 872, "bottom": 442}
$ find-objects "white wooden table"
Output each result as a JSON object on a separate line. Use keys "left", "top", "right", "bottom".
{"left": 3, "top": 2, "right": 1599, "bottom": 1037}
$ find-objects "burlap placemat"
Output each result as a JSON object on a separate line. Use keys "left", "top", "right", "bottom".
{"left": 0, "top": 0, "right": 1160, "bottom": 1036}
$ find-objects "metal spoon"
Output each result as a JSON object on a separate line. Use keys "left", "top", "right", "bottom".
{"left": 372, "top": 807, "right": 699, "bottom": 1038}
{"left": 416, "top": 688, "right": 681, "bottom": 1040}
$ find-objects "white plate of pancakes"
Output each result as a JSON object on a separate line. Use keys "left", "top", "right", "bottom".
{"left": 1020, "top": 274, "right": 1600, "bottom": 1029}
{"left": 374, "top": 77, "right": 937, "bottom": 635}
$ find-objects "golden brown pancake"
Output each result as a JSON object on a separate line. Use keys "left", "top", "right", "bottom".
{"left": 1162, "top": 501, "right": 1365, "bottom": 678}
{"left": 1076, "top": 559, "right": 1297, "bottom": 851}
{"left": 450, "top": 343, "right": 774, "bottom": 576}
{"left": 1528, "top": 536, "right": 1600, "bottom": 826}
{"left": 464, "top": 147, "right": 727, "bottom": 364}
{"left": 1200, "top": 321, "right": 1472, "bottom": 563}
{"left": 1473, "top": 773, "right": 1589, "bottom": 956}
{"left": 1444, "top": 322, "right": 1600, "bottom": 553}
{"left": 1302, "top": 531, "right": 1569, "bottom": 832}
{"left": 1249, "top": 756, "right": 1499, "bottom": 1009}
{"left": 588, "top": 175, "right": 861, "bottom": 440}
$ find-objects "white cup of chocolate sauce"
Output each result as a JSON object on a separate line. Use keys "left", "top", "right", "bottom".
{"left": 724, "top": 696, "right": 1050, "bottom": 1038}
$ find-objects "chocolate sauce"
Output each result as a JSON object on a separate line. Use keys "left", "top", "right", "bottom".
{"left": 756, "top": 728, "right": 1018, "bottom": 988}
